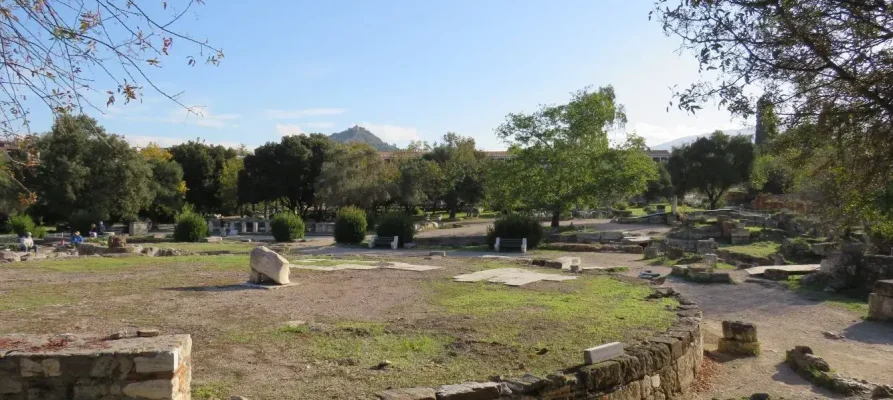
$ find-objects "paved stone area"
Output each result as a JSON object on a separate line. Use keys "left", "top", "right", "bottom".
{"left": 290, "top": 262, "right": 441, "bottom": 272}
{"left": 744, "top": 264, "right": 820, "bottom": 276}
{"left": 453, "top": 267, "right": 577, "bottom": 286}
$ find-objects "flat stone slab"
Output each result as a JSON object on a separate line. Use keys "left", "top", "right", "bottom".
{"left": 453, "top": 268, "right": 577, "bottom": 286}
{"left": 238, "top": 282, "right": 300, "bottom": 290}
{"left": 745, "top": 264, "right": 820, "bottom": 276}
{"left": 290, "top": 262, "right": 441, "bottom": 272}
{"left": 383, "top": 262, "right": 442, "bottom": 271}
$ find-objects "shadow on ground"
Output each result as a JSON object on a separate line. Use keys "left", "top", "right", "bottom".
{"left": 842, "top": 321, "right": 893, "bottom": 345}
{"left": 770, "top": 362, "right": 844, "bottom": 398}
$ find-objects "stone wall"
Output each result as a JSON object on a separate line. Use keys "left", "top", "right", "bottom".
{"left": 379, "top": 293, "right": 703, "bottom": 400}
{"left": 0, "top": 334, "right": 191, "bottom": 400}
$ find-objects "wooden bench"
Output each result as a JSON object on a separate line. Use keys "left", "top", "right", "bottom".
{"left": 495, "top": 237, "right": 527, "bottom": 253}
{"left": 369, "top": 235, "right": 399, "bottom": 249}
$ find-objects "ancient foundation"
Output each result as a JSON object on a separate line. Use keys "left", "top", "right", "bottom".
{"left": 0, "top": 334, "right": 191, "bottom": 400}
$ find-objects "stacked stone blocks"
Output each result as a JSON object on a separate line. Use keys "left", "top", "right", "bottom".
{"left": 0, "top": 334, "right": 191, "bottom": 400}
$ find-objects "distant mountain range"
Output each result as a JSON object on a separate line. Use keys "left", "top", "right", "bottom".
{"left": 651, "top": 127, "right": 755, "bottom": 151}
{"left": 328, "top": 126, "right": 398, "bottom": 151}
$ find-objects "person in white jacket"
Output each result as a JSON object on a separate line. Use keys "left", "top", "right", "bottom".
{"left": 18, "top": 232, "right": 36, "bottom": 253}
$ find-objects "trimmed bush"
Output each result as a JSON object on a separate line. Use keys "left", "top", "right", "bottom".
{"left": 334, "top": 207, "right": 368, "bottom": 244}
{"left": 173, "top": 209, "right": 208, "bottom": 242}
{"left": 643, "top": 206, "right": 655, "bottom": 214}
{"left": 486, "top": 214, "right": 544, "bottom": 249}
{"left": 613, "top": 202, "right": 628, "bottom": 210}
{"left": 375, "top": 213, "right": 415, "bottom": 247}
{"left": 8, "top": 214, "right": 46, "bottom": 238}
{"left": 271, "top": 212, "right": 305, "bottom": 242}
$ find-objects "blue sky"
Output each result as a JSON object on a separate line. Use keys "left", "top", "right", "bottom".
{"left": 28, "top": 0, "right": 747, "bottom": 150}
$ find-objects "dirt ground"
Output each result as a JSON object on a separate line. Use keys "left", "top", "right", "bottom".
{"left": 0, "top": 251, "right": 673, "bottom": 399}
{"left": 606, "top": 255, "right": 893, "bottom": 400}
{"left": 2, "top": 247, "right": 890, "bottom": 399}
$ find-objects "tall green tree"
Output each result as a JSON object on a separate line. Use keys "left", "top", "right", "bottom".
{"left": 754, "top": 94, "right": 778, "bottom": 148}
{"left": 169, "top": 141, "right": 238, "bottom": 214}
{"left": 239, "top": 134, "right": 331, "bottom": 217}
{"left": 26, "top": 115, "right": 154, "bottom": 224}
{"left": 394, "top": 157, "right": 443, "bottom": 214}
{"left": 495, "top": 86, "right": 657, "bottom": 227}
{"left": 218, "top": 157, "right": 244, "bottom": 215}
{"left": 424, "top": 133, "right": 488, "bottom": 219}
{"left": 139, "top": 144, "right": 186, "bottom": 223}
{"left": 643, "top": 163, "right": 674, "bottom": 203}
{"left": 667, "top": 131, "right": 755, "bottom": 210}
{"left": 315, "top": 142, "right": 397, "bottom": 210}
{"left": 654, "top": 0, "right": 893, "bottom": 224}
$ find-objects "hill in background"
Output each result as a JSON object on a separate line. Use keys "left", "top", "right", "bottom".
{"left": 328, "top": 126, "right": 398, "bottom": 151}
{"left": 651, "top": 127, "right": 754, "bottom": 150}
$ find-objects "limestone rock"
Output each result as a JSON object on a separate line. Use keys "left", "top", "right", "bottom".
{"left": 205, "top": 236, "right": 223, "bottom": 243}
{"left": 643, "top": 246, "right": 660, "bottom": 259}
{"left": 874, "top": 279, "right": 893, "bottom": 297}
{"left": 787, "top": 346, "right": 829, "bottom": 372}
{"left": 377, "top": 387, "right": 436, "bottom": 400}
{"left": 722, "top": 321, "right": 758, "bottom": 342}
{"left": 869, "top": 293, "right": 893, "bottom": 321}
{"left": 873, "top": 384, "right": 893, "bottom": 399}
{"left": 76, "top": 243, "right": 106, "bottom": 256}
{"left": 435, "top": 382, "right": 506, "bottom": 400}
{"left": 108, "top": 236, "right": 126, "bottom": 248}
{"left": 0, "top": 251, "right": 20, "bottom": 263}
{"left": 764, "top": 268, "right": 790, "bottom": 281}
{"left": 249, "top": 246, "right": 291, "bottom": 285}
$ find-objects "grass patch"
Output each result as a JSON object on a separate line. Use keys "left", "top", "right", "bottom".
{"left": 0, "top": 289, "right": 71, "bottom": 311}
{"left": 3, "top": 255, "right": 249, "bottom": 272}
{"left": 152, "top": 241, "right": 259, "bottom": 253}
{"left": 721, "top": 241, "right": 781, "bottom": 258}
{"left": 781, "top": 276, "right": 869, "bottom": 316}
{"left": 715, "top": 262, "right": 737, "bottom": 270}
{"left": 192, "top": 382, "right": 230, "bottom": 400}
{"left": 431, "top": 276, "right": 677, "bottom": 342}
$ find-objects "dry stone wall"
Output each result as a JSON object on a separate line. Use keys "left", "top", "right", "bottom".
{"left": 0, "top": 334, "right": 191, "bottom": 400}
{"left": 379, "top": 292, "right": 703, "bottom": 400}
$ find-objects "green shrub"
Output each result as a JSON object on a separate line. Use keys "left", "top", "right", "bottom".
{"left": 613, "top": 209, "right": 633, "bottom": 218}
{"left": 7, "top": 215, "right": 45, "bottom": 238}
{"left": 643, "top": 206, "right": 655, "bottom": 214}
{"left": 334, "top": 207, "right": 368, "bottom": 244}
{"left": 271, "top": 212, "right": 305, "bottom": 242}
{"left": 486, "top": 213, "right": 544, "bottom": 249}
{"left": 613, "top": 202, "right": 628, "bottom": 210}
{"left": 173, "top": 208, "right": 208, "bottom": 242}
{"left": 375, "top": 213, "right": 415, "bottom": 247}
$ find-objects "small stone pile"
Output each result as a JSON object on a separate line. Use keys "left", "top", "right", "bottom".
{"left": 717, "top": 321, "right": 760, "bottom": 356}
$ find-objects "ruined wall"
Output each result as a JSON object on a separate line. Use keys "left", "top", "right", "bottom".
{"left": 0, "top": 334, "right": 191, "bottom": 400}
{"left": 381, "top": 296, "right": 704, "bottom": 400}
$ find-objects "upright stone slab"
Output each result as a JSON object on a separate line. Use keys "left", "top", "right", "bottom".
{"left": 703, "top": 253, "right": 718, "bottom": 267}
{"left": 129, "top": 222, "right": 148, "bottom": 236}
{"left": 869, "top": 293, "right": 893, "bottom": 321}
{"left": 249, "top": 246, "right": 291, "bottom": 285}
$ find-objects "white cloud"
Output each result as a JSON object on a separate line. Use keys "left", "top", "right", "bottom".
{"left": 356, "top": 122, "right": 420, "bottom": 144}
{"left": 275, "top": 123, "right": 305, "bottom": 136}
{"left": 303, "top": 122, "right": 336, "bottom": 129}
{"left": 265, "top": 108, "right": 347, "bottom": 120}
{"left": 165, "top": 106, "right": 241, "bottom": 128}
{"left": 124, "top": 135, "right": 243, "bottom": 149}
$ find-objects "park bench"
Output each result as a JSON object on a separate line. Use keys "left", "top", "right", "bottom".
{"left": 368, "top": 235, "right": 399, "bottom": 250}
{"left": 495, "top": 237, "right": 527, "bottom": 253}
